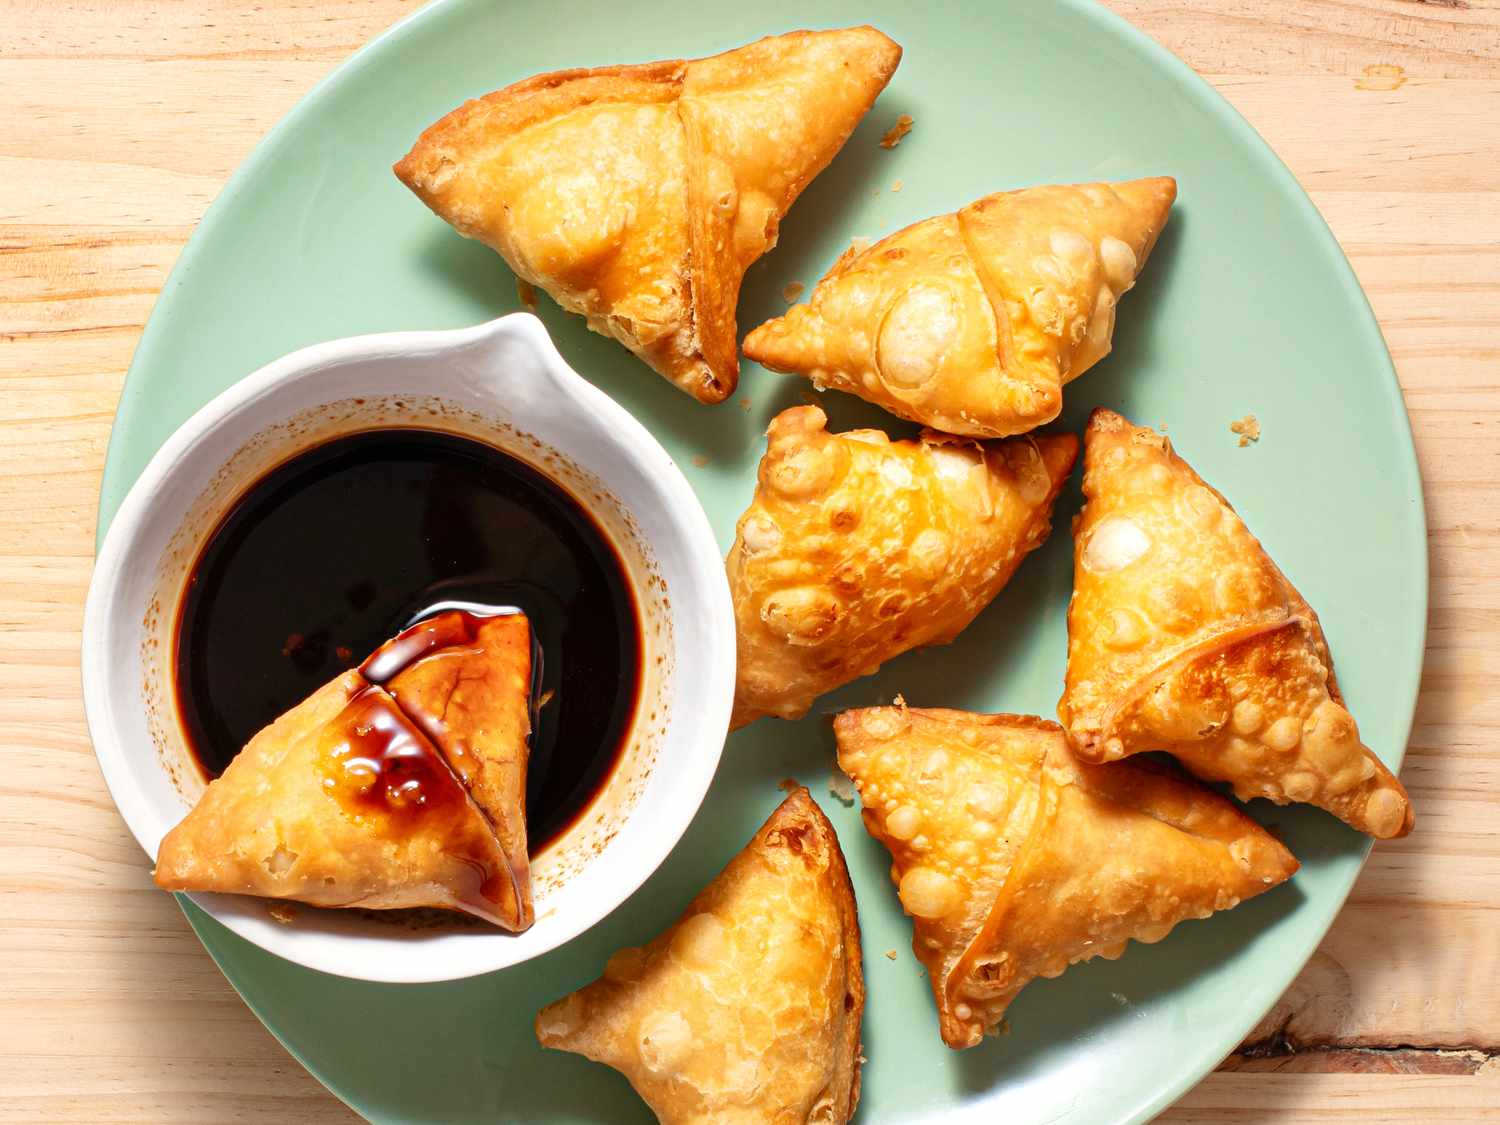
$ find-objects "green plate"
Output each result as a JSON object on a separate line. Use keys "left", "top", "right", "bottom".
{"left": 97, "top": 0, "right": 1425, "bottom": 1120}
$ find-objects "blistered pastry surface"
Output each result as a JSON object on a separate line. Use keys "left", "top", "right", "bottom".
{"left": 835, "top": 706, "right": 1298, "bottom": 1048}
{"left": 743, "top": 178, "right": 1176, "bottom": 436}
{"left": 1060, "top": 409, "right": 1414, "bottom": 838}
{"left": 727, "top": 405, "right": 1077, "bottom": 727}
{"left": 536, "top": 788, "right": 863, "bottom": 1123}
{"left": 395, "top": 28, "right": 900, "bottom": 403}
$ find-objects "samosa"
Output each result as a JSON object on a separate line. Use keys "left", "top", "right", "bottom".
{"left": 744, "top": 178, "right": 1176, "bottom": 435}
{"left": 537, "top": 787, "right": 863, "bottom": 1122}
{"left": 395, "top": 27, "right": 902, "bottom": 403}
{"left": 836, "top": 705, "right": 1297, "bottom": 1048}
{"left": 729, "top": 405, "right": 1076, "bottom": 728}
{"left": 154, "top": 611, "right": 536, "bottom": 929}
{"left": 1059, "top": 409, "right": 1413, "bottom": 839}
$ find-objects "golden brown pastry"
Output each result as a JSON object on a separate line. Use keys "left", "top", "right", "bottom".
{"left": 1059, "top": 409, "right": 1413, "bottom": 839}
{"left": 536, "top": 787, "right": 863, "bottom": 1123}
{"left": 394, "top": 28, "right": 902, "bottom": 404}
{"left": 743, "top": 178, "right": 1176, "bottom": 435}
{"left": 155, "top": 611, "right": 537, "bottom": 929}
{"left": 374, "top": 611, "right": 534, "bottom": 915}
{"left": 729, "top": 405, "right": 1077, "bottom": 728}
{"left": 835, "top": 705, "right": 1298, "bottom": 1049}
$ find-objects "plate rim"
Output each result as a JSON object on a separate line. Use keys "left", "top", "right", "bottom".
{"left": 93, "top": 0, "right": 1429, "bottom": 1121}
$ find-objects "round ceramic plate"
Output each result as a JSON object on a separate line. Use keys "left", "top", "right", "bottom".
{"left": 96, "top": 1, "right": 1425, "bottom": 1121}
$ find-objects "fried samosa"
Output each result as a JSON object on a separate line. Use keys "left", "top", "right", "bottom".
{"left": 835, "top": 706, "right": 1297, "bottom": 1049}
{"left": 729, "top": 405, "right": 1077, "bottom": 728}
{"left": 394, "top": 27, "right": 901, "bottom": 404}
{"left": 1059, "top": 409, "right": 1413, "bottom": 839}
{"left": 155, "top": 611, "right": 537, "bottom": 929}
{"left": 743, "top": 178, "right": 1176, "bottom": 436}
{"left": 537, "top": 787, "right": 863, "bottom": 1123}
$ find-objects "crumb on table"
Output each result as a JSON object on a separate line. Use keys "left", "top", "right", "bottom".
{"left": 738, "top": 397, "right": 752, "bottom": 413}
{"left": 1230, "top": 414, "right": 1261, "bottom": 447}
{"left": 690, "top": 454, "right": 710, "bottom": 468}
{"left": 880, "top": 114, "right": 914, "bottom": 148}
{"left": 891, "top": 179, "right": 903, "bottom": 192}
{"left": 885, "top": 949, "right": 898, "bottom": 961}
{"left": 781, "top": 281, "right": 805, "bottom": 303}
{"left": 828, "top": 770, "right": 855, "bottom": 806}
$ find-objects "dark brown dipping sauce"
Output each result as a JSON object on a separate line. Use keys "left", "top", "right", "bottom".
{"left": 323, "top": 685, "right": 468, "bottom": 825}
{"left": 174, "top": 428, "right": 642, "bottom": 851}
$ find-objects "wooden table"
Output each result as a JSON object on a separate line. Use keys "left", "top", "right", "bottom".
{"left": 1, "top": 1, "right": 1495, "bottom": 1120}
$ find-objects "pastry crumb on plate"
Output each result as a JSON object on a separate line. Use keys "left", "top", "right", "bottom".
{"left": 782, "top": 281, "right": 805, "bottom": 302}
{"left": 880, "top": 113, "right": 914, "bottom": 148}
{"left": 1230, "top": 413, "right": 1260, "bottom": 446}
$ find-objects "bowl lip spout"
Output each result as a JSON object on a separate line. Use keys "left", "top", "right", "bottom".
{"left": 82, "top": 312, "right": 736, "bottom": 982}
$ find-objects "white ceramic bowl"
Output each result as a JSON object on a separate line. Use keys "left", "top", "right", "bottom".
{"left": 82, "top": 313, "right": 735, "bottom": 982}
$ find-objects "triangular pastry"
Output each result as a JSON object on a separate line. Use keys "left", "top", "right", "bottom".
{"left": 537, "top": 787, "right": 863, "bottom": 1123}
{"left": 729, "top": 405, "right": 1077, "bottom": 728}
{"left": 395, "top": 27, "right": 901, "bottom": 403}
{"left": 835, "top": 706, "right": 1298, "bottom": 1049}
{"left": 1059, "top": 409, "right": 1413, "bottom": 839}
{"left": 155, "top": 611, "right": 537, "bottom": 929}
{"left": 744, "top": 178, "right": 1176, "bottom": 436}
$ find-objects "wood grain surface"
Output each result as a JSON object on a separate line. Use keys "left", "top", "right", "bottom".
{"left": 1, "top": 1, "right": 1495, "bottom": 1120}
